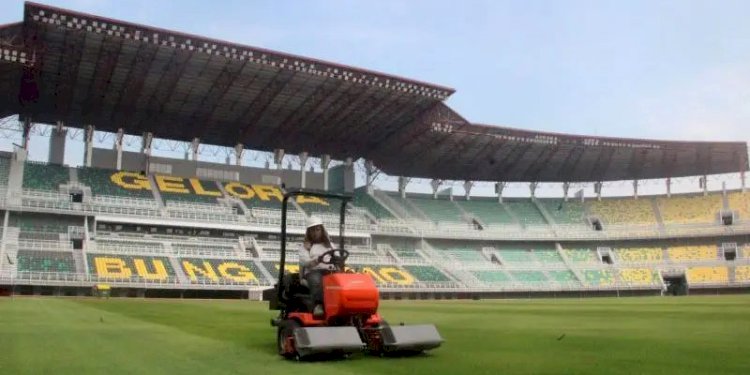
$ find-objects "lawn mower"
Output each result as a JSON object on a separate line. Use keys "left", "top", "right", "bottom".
{"left": 263, "top": 189, "right": 443, "bottom": 360}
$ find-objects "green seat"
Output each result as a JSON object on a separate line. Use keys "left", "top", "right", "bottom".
{"left": 510, "top": 271, "right": 548, "bottom": 284}
{"left": 582, "top": 270, "right": 615, "bottom": 286}
{"left": 539, "top": 199, "right": 586, "bottom": 225}
{"left": 179, "top": 257, "right": 266, "bottom": 284}
{"left": 473, "top": 271, "right": 511, "bottom": 283}
{"left": 403, "top": 265, "right": 451, "bottom": 282}
{"left": 564, "top": 248, "right": 599, "bottom": 263}
{"left": 504, "top": 200, "right": 547, "bottom": 225}
{"left": 353, "top": 189, "right": 393, "bottom": 219}
{"left": 455, "top": 198, "right": 516, "bottom": 225}
{"left": 535, "top": 249, "right": 565, "bottom": 264}
{"left": 499, "top": 249, "right": 535, "bottom": 263}
{"left": 548, "top": 270, "right": 578, "bottom": 283}
{"left": 23, "top": 162, "right": 69, "bottom": 191}
{"left": 408, "top": 196, "right": 465, "bottom": 223}
{"left": 17, "top": 250, "right": 76, "bottom": 273}
{"left": 78, "top": 167, "right": 154, "bottom": 198}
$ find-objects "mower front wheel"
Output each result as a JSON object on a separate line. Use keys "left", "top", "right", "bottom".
{"left": 277, "top": 319, "right": 301, "bottom": 360}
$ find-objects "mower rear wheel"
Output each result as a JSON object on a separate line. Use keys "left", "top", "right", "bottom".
{"left": 277, "top": 319, "right": 300, "bottom": 360}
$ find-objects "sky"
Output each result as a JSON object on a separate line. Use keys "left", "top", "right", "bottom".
{"left": 0, "top": 0, "right": 748, "bottom": 196}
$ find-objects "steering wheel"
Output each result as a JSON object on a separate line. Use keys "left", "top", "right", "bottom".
{"left": 317, "top": 249, "right": 350, "bottom": 268}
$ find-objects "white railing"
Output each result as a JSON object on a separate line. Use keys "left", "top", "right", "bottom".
{"left": 90, "top": 195, "right": 156, "bottom": 208}
{"left": 165, "top": 200, "right": 236, "bottom": 214}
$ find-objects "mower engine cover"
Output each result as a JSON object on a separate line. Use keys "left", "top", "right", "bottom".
{"left": 323, "top": 273, "right": 379, "bottom": 318}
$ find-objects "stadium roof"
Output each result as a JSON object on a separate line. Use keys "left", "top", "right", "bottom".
{"left": 0, "top": 2, "right": 747, "bottom": 182}
{"left": 371, "top": 103, "right": 749, "bottom": 182}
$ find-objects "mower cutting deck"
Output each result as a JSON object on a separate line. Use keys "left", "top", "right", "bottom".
{"left": 264, "top": 189, "right": 443, "bottom": 360}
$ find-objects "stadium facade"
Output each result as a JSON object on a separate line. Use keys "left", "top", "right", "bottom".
{"left": 0, "top": 2, "right": 749, "bottom": 299}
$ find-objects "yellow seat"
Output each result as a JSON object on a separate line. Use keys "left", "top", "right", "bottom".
{"left": 589, "top": 198, "right": 656, "bottom": 225}
{"left": 615, "top": 247, "right": 662, "bottom": 262}
{"left": 658, "top": 195, "right": 722, "bottom": 224}
{"left": 687, "top": 267, "right": 728, "bottom": 283}
{"left": 619, "top": 268, "right": 655, "bottom": 285}
{"left": 735, "top": 266, "right": 750, "bottom": 282}
{"left": 667, "top": 246, "right": 717, "bottom": 261}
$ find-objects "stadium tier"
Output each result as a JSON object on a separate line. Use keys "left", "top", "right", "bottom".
{"left": 0, "top": 3, "right": 748, "bottom": 299}
{"left": 2, "top": 158, "right": 750, "bottom": 297}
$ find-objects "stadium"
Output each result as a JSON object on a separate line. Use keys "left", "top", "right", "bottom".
{"left": 1, "top": 2, "right": 749, "bottom": 374}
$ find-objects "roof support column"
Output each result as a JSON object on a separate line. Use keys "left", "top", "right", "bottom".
{"left": 83, "top": 125, "right": 94, "bottom": 167}
{"left": 299, "top": 152, "right": 309, "bottom": 189}
{"left": 142, "top": 131, "right": 153, "bottom": 174}
{"left": 430, "top": 179, "right": 442, "bottom": 199}
{"left": 274, "top": 149, "right": 285, "bottom": 171}
{"left": 633, "top": 180, "right": 639, "bottom": 200}
{"left": 48, "top": 121, "right": 67, "bottom": 165}
{"left": 234, "top": 143, "right": 244, "bottom": 166}
{"left": 495, "top": 182, "right": 506, "bottom": 203}
{"left": 595, "top": 182, "right": 603, "bottom": 201}
{"left": 365, "top": 160, "right": 376, "bottom": 194}
{"left": 21, "top": 117, "right": 32, "bottom": 151}
{"left": 141, "top": 132, "right": 153, "bottom": 156}
{"left": 320, "top": 154, "right": 331, "bottom": 191}
{"left": 562, "top": 182, "right": 570, "bottom": 202}
{"left": 114, "top": 128, "right": 124, "bottom": 171}
{"left": 190, "top": 138, "right": 200, "bottom": 161}
{"left": 666, "top": 177, "right": 671, "bottom": 198}
{"left": 699, "top": 175, "right": 708, "bottom": 196}
{"left": 464, "top": 181, "right": 474, "bottom": 200}
{"left": 398, "top": 177, "right": 410, "bottom": 199}
{"left": 529, "top": 182, "right": 538, "bottom": 200}
{"left": 741, "top": 170, "right": 746, "bottom": 193}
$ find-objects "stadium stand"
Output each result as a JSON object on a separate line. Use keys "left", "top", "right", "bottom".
{"left": 179, "top": 257, "right": 265, "bottom": 285}
{"left": 619, "top": 268, "right": 657, "bottom": 285}
{"left": 582, "top": 270, "right": 616, "bottom": 286}
{"left": 87, "top": 254, "right": 177, "bottom": 282}
{"left": 658, "top": 194, "right": 722, "bottom": 224}
{"left": 539, "top": 199, "right": 586, "bottom": 225}
{"left": 563, "top": 248, "right": 600, "bottom": 263}
{"left": 534, "top": 249, "right": 566, "bottom": 264}
{"left": 589, "top": 198, "right": 656, "bottom": 225}
{"left": 735, "top": 265, "right": 750, "bottom": 282}
{"left": 157, "top": 177, "right": 223, "bottom": 204}
{"left": 23, "top": 162, "right": 69, "bottom": 191}
{"left": 472, "top": 270, "right": 511, "bottom": 284}
{"left": 509, "top": 271, "right": 548, "bottom": 285}
{"left": 16, "top": 250, "right": 76, "bottom": 273}
{"left": 408, "top": 196, "right": 465, "bottom": 223}
{"left": 687, "top": 266, "right": 729, "bottom": 284}
{"left": 0, "top": 156, "right": 11, "bottom": 188}
{"left": 497, "top": 248, "right": 536, "bottom": 264}
{"left": 547, "top": 270, "right": 579, "bottom": 284}
{"left": 455, "top": 198, "right": 516, "bottom": 225}
{"left": 613, "top": 247, "right": 663, "bottom": 263}
{"left": 504, "top": 200, "right": 547, "bottom": 225}
{"left": 667, "top": 245, "right": 718, "bottom": 261}
{"left": 78, "top": 168, "right": 155, "bottom": 199}
{"left": 0, "top": 2, "right": 748, "bottom": 300}
{"left": 727, "top": 192, "right": 750, "bottom": 221}
{"left": 352, "top": 189, "right": 394, "bottom": 219}
{"left": 402, "top": 265, "right": 451, "bottom": 283}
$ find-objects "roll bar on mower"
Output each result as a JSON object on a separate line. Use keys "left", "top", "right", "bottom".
{"left": 278, "top": 189, "right": 352, "bottom": 302}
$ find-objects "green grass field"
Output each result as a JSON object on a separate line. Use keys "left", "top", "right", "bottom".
{"left": 0, "top": 296, "right": 748, "bottom": 374}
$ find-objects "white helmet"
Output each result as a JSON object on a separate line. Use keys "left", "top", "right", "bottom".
{"left": 306, "top": 215, "right": 323, "bottom": 229}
